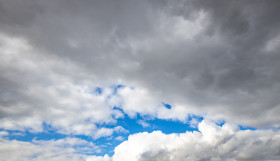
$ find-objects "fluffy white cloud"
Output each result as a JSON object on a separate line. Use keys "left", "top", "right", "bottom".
{"left": 112, "top": 121, "right": 280, "bottom": 161}
{"left": 115, "top": 87, "right": 163, "bottom": 117}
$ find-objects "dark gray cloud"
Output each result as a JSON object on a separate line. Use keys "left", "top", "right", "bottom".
{"left": 1, "top": 1, "right": 280, "bottom": 160}
{"left": 0, "top": 0, "right": 280, "bottom": 132}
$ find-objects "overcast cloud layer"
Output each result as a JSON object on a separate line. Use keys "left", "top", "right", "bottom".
{"left": 1, "top": 0, "right": 280, "bottom": 160}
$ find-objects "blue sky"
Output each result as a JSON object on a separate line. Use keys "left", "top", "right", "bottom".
{"left": 1, "top": 107, "right": 204, "bottom": 156}
{"left": 1, "top": 104, "right": 257, "bottom": 157}
{"left": 0, "top": 83, "right": 275, "bottom": 160}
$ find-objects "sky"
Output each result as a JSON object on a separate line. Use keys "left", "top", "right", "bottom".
{"left": 0, "top": 0, "right": 280, "bottom": 160}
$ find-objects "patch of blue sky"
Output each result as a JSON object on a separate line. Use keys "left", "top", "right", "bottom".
{"left": 91, "top": 113, "right": 204, "bottom": 156}
{"left": 94, "top": 87, "right": 103, "bottom": 95}
{"left": 111, "top": 84, "right": 125, "bottom": 95}
{"left": 238, "top": 125, "right": 256, "bottom": 130}
{"left": 1, "top": 112, "right": 205, "bottom": 156}
{"left": 1, "top": 129, "right": 67, "bottom": 143}
{"left": 2, "top": 122, "right": 67, "bottom": 142}
{"left": 216, "top": 120, "right": 226, "bottom": 127}
{"left": 0, "top": 85, "right": 263, "bottom": 157}
{"left": 92, "top": 136, "right": 121, "bottom": 156}
{"left": 100, "top": 111, "right": 203, "bottom": 134}
{"left": 1, "top": 103, "right": 259, "bottom": 157}
{"left": 91, "top": 84, "right": 125, "bottom": 96}
{"left": 215, "top": 120, "right": 256, "bottom": 131}
{"left": 163, "top": 102, "right": 172, "bottom": 109}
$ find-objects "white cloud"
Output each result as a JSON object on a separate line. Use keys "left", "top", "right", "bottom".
{"left": 115, "top": 136, "right": 125, "bottom": 141}
{"left": 0, "top": 131, "right": 8, "bottom": 137}
{"left": 189, "top": 117, "right": 200, "bottom": 128}
{"left": 113, "top": 126, "right": 129, "bottom": 134}
{"left": 112, "top": 121, "right": 280, "bottom": 161}
{"left": 116, "top": 87, "right": 163, "bottom": 117}
{"left": 93, "top": 126, "right": 128, "bottom": 139}
{"left": 0, "top": 34, "right": 121, "bottom": 136}
{"left": 93, "top": 128, "right": 114, "bottom": 140}
{"left": 86, "top": 155, "right": 112, "bottom": 161}
{"left": 0, "top": 137, "right": 98, "bottom": 161}
{"left": 137, "top": 120, "right": 150, "bottom": 128}
{"left": 1, "top": 121, "right": 280, "bottom": 161}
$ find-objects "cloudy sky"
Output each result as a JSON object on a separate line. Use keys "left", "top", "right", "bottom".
{"left": 1, "top": 0, "right": 280, "bottom": 160}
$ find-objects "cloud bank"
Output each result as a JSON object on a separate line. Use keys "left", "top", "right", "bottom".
{"left": 112, "top": 121, "right": 280, "bottom": 161}
{"left": 1, "top": 0, "right": 280, "bottom": 160}
{"left": 0, "top": 0, "right": 280, "bottom": 130}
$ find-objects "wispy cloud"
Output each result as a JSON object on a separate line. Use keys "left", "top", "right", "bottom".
{"left": 137, "top": 120, "right": 150, "bottom": 128}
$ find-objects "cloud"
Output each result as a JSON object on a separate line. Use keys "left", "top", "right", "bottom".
{"left": 0, "top": 33, "right": 121, "bottom": 136}
{"left": 93, "top": 126, "right": 128, "bottom": 139}
{"left": 0, "top": 1, "right": 280, "bottom": 159}
{"left": 0, "top": 0, "right": 279, "bottom": 128}
{"left": 93, "top": 128, "right": 114, "bottom": 140}
{"left": 115, "top": 87, "right": 163, "bottom": 118}
{"left": 0, "top": 131, "right": 8, "bottom": 137}
{"left": 0, "top": 137, "right": 98, "bottom": 161}
{"left": 113, "top": 126, "right": 129, "bottom": 134}
{"left": 115, "top": 136, "right": 124, "bottom": 141}
{"left": 137, "top": 120, "right": 150, "bottom": 128}
{"left": 112, "top": 121, "right": 280, "bottom": 161}
{"left": 86, "top": 155, "right": 112, "bottom": 161}
{"left": 1, "top": 121, "right": 280, "bottom": 161}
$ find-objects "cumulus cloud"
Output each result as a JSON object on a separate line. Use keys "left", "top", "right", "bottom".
{"left": 112, "top": 121, "right": 280, "bottom": 161}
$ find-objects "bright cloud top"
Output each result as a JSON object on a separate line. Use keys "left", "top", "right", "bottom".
{"left": 112, "top": 121, "right": 280, "bottom": 161}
